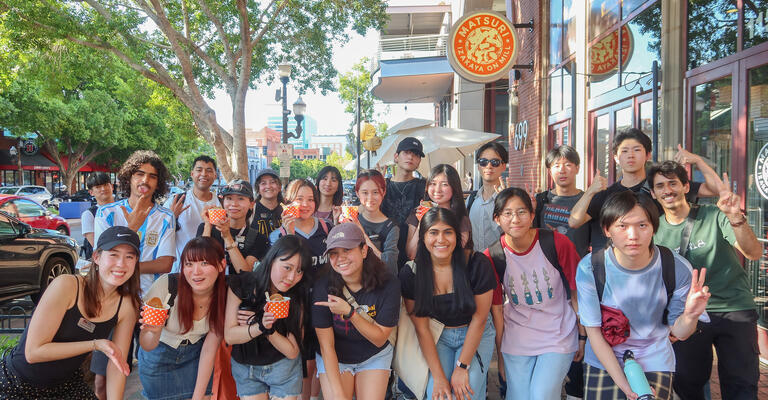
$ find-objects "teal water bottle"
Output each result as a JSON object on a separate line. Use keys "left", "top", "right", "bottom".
{"left": 622, "top": 350, "right": 655, "bottom": 400}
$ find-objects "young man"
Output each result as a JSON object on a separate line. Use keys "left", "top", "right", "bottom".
{"left": 380, "top": 137, "right": 426, "bottom": 265}
{"left": 164, "top": 155, "right": 220, "bottom": 272}
{"left": 649, "top": 161, "right": 762, "bottom": 400}
{"left": 250, "top": 168, "right": 284, "bottom": 238}
{"left": 576, "top": 191, "right": 710, "bottom": 400}
{"left": 534, "top": 145, "right": 590, "bottom": 257}
{"left": 80, "top": 172, "right": 115, "bottom": 259}
{"left": 92, "top": 150, "right": 175, "bottom": 399}
{"left": 198, "top": 179, "right": 268, "bottom": 273}
{"left": 568, "top": 129, "right": 720, "bottom": 250}
{"left": 467, "top": 141, "right": 508, "bottom": 252}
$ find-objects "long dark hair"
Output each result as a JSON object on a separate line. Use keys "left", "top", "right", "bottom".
{"left": 178, "top": 237, "right": 228, "bottom": 336}
{"left": 412, "top": 208, "right": 475, "bottom": 318}
{"left": 424, "top": 164, "right": 468, "bottom": 220}
{"left": 327, "top": 244, "right": 391, "bottom": 298}
{"left": 83, "top": 248, "right": 142, "bottom": 319}
{"left": 316, "top": 166, "right": 344, "bottom": 206}
{"left": 247, "top": 235, "right": 311, "bottom": 342}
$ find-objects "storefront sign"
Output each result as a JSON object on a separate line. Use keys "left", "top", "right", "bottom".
{"left": 513, "top": 120, "right": 528, "bottom": 151}
{"left": 447, "top": 11, "right": 519, "bottom": 83}
{"left": 21, "top": 140, "right": 38, "bottom": 156}
{"left": 754, "top": 143, "right": 768, "bottom": 200}
{"left": 589, "top": 25, "right": 632, "bottom": 80}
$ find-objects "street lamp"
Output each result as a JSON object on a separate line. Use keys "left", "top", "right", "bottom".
{"left": 8, "top": 145, "right": 21, "bottom": 185}
{"left": 276, "top": 63, "right": 307, "bottom": 143}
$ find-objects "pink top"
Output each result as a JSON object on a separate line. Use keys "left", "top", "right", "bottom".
{"left": 496, "top": 231, "right": 580, "bottom": 356}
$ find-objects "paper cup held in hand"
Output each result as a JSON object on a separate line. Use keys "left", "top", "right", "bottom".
{"left": 208, "top": 207, "right": 226, "bottom": 225}
{"left": 283, "top": 203, "right": 300, "bottom": 218}
{"left": 142, "top": 303, "right": 169, "bottom": 326}
{"left": 339, "top": 206, "right": 359, "bottom": 223}
{"left": 267, "top": 297, "right": 291, "bottom": 319}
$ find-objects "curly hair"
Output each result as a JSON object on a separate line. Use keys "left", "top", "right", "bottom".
{"left": 118, "top": 150, "right": 170, "bottom": 203}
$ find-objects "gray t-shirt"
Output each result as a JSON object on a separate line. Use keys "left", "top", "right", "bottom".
{"left": 358, "top": 214, "right": 400, "bottom": 276}
{"left": 536, "top": 191, "right": 590, "bottom": 257}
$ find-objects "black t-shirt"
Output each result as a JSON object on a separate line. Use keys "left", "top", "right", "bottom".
{"left": 381, "top": 177, "right": 427, "bottom": 271}
{"left": 585, "top": 180, "right": 702, "bottom": 250}
{"left": 405, "top": 211, "right": 474, "bottom": 251}
{"left": 311, "top": 274, "right": 400, "bottom": 364}
{"left": 251, "top": 202, "right": 283, "bottom": 237}
{"left": 196, "top": 223, "right": 269, "bottom": 274}
{"left": 399, "top": 252, "right": 496, "bottom": 327}
{"left": 273, "top": 219, "right": 329, "bottom": 273}
{"left": 228, "top": 272, "right": 291, "bottom": 366}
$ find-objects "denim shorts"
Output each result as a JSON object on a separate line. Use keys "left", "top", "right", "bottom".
{"left": 316, "top": 343, "right": 393, "bottom": 377}
{"left": 137, "top": 340, "right": 212, "bottom": 400}
{"left": 230, "top": 356, "right": 303, "bottom": 398}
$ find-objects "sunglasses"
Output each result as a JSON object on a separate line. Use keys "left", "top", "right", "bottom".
{"left": 224, "top": 183, "right": 245, "bottom": 191}
{"left": 477, "top": 158, "right": 503, "bottom": 167}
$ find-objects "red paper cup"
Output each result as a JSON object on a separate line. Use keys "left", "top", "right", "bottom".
{"left": 142, "top": 304, "right": 169, "bottom": 326}
{"left": 415, "top": 205, "right": 430, "bottom": 221}
{"left": 266, "top": 297, "right": 291, "bottom": 319}
{"left": 208, "top": 208, "right": 226, "bottom": 225}
{"left": 339, "top": 206, "right": 359, "bottom": 223}
{"left": 283, "top": 203, "right": 300, "bottom": 218}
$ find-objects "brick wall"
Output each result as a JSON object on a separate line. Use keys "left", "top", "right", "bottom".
{"left": 506, "top": 0, "right": 544, "bottom": 191}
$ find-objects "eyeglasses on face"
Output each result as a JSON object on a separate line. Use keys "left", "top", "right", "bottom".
{"left": 499, "top": 209, "right": 530, "bottom": 219}
{"left": 477, "top": 158, "right": 502, "bottom": 167}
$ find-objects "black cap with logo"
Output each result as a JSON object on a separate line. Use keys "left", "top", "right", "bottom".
{"left": 97, "top": 226, "right": 141, "bottom": 254}
{"left": 395, "top": 137, "right": 425, "bottom": 157}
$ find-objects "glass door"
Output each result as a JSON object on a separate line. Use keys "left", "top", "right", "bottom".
{"left": 589, "top": 100, "right": 634, "bottom": 184}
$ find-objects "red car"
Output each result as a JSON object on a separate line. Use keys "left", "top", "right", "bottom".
{"left": 0, "top": 194, "right": 70, "bottom": 235}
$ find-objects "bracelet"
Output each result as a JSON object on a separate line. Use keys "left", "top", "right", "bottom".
{"left": 578, "top": 335, "right": 588, "bottom": 341}
{"left": 247, "top": 324, "right": 254, "bottom": 339}
{"left": 257, "top": 320, "right": 274, "bottom": 336}
{"left": 729, "top": 214, "right": 747, "bottom": 227}
{"left": 225, "top": 242, "right": 237, "bottom": 251}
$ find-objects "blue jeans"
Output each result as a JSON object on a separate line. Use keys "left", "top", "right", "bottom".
{"left": 426, "top": 317, "right": 495, "bottom": 400}
{"left": 138, "top": 340, "right": 212, "bottom": 400}
{"left": 502, "top": 351, "right": 574, "bottom": 400}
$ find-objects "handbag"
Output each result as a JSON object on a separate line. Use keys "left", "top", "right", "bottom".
{"left": 600, "top": 304, "right": 631, "bottom": 346}
{"left": 393, "top": 261, "right": 445, "bottom": 400}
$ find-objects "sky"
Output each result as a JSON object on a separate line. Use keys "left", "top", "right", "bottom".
{"left": 206, "top": 29, "right": 435, "bottom": 135}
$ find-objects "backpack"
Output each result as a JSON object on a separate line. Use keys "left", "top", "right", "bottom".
{"left": 167, "top": 273, "right": 179, "bottom": 308}
{"left": 466, "top": 190, "right": 478, "bottom": 212}
{"left": 591, "top": 246, "right": 676, "bottom": 325}
{"left": 486, "top": 229, "right": 572, "bottom": 300}
{"left": 80, "top": 205, "right": 100, "bottom": 260}
{"left": 532, "top": 190, "right": 550, "bottom": 228}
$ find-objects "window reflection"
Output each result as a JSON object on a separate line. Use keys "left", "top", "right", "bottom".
{"left": 549, "top": 63, "right": 573, "bottom": 115}
{"left": 687, "top": 0, "right": 738, "bottom": 70}
{"left": 595, "top": 114, "right": 611, "bottom": 178}
{"left": 589, "top": 0, "right": 620, "bottom": 40}
{"left": 744, "top": 0, "right": 768, "bottom": 49}
{"left": 551, "top": 0, "right": 563, "bottom": 67}
{"left": 621, "top": 3, "right": 661, "bottom": 86}
{"left": 692, "top": 76, "right": 732, "bottom": 206}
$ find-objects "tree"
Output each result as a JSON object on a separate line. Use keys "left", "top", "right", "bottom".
{"left": 0, "top": 1, "right": 388, "bottom": 181}
{"left": 270, "top": 158, "right": 324, "bottom": 181}
{"left": 326, "top": 151, "right": 355, "bottom": 180}
{"left": 0, "top": 42, "right": 197, "bottom": 192}
{"left": 337, "top": 57, "right": 390, "bottom": 156}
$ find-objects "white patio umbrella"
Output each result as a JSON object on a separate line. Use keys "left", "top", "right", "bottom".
{"left": 347, "top": 118, "right": 501, "bottom": 176}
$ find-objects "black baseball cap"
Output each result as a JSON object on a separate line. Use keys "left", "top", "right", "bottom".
{"left": 97, "top": 226, "right": 140, "bottom": 254}
{"left": 255, "top": 169, "right": 280, "bottom": 183}
{"left": 219, "top": 179, "right": 254, "bottom": 200}
{"left": 396, "top": 137, "right": 425, "bottom": 157}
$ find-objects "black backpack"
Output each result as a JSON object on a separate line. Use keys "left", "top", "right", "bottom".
{"left": 532, "top": 190, "right": 551, "bottom": 228}
{"left": 167, "top": 273, "right": 179, "bottom": 308}
{"left": 486, "top": 229, "right": 572, "bottom": 300}
{"left": 80, "top": 204, "right": 100, "bottom": 260}
{"left": 591, "top": 246, "right": 676, "bottom": 325}
{"left": 466, "top": 190, "right": 478, "bottom": 212}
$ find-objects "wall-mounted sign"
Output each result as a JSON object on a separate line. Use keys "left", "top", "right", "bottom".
{"left": 755, "top": 142, "right": 768, "bottom": 200}
{"left": 589, "top": 25, "right": 632, "bottom": 81}
{"left": 447, "top": 11, "right": 519, "bottom": 83}
{"left": 512, "top": 120, "right": 528, "bottom": 151}
{"left": 21, "top": 140, "right": 38, "bottom": 156}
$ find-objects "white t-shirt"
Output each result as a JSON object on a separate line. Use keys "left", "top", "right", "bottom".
{"left": 94, "top": 199, "right": 176, "bottom": 294}
{"left": 81, "top": 208, "right": 95, "bottom": 235}
{"left": 144, "top": 274, "right": 210, "bottom": 348}
{"left": 163, "top": 190, "right": 220, "bottom": 273}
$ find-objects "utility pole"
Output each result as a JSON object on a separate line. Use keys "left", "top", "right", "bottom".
{"left": 356, "top": 96, "right": 361, "bottom": 178}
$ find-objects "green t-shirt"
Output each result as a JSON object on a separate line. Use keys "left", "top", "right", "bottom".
{"left": 654, "top": 204, "right": 755, "bottom": 312}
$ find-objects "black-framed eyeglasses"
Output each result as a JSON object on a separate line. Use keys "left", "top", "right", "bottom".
{"left": 477, "top": 158, "right": 502, "bottom": 167}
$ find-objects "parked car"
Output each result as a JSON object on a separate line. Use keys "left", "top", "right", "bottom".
{"left": 0, "top": 195, "right": 70, "bottom": 236}
{"left": 0, "top": 185, "right": 53, "bottom": 208}
{"left": 0, "top": 210, "right": 79, "bottom": 303}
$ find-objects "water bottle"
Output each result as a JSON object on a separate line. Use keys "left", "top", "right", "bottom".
{"left": 622, "top": 350, "right": 655, "bottom": 400}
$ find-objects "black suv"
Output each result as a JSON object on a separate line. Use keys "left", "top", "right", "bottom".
{"left": 0, "top": 211, "right": 79, "bottom": 303}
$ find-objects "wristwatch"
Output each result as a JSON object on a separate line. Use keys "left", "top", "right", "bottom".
{"left": 456, "top": 360, "right": 469, "bottom": 370}
{"left": 343, "top": 305, "right": 355, "bottom": 320}
{"left": 224, "top": 242, "right": 237, "bottom": 251}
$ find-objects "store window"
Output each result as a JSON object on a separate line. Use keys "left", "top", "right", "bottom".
{"left": 588, "top": 0, "right": 620, "bottom": 41}
{"left": 550, "top": 0, "right": 576, "bottom": 68}
{"left": 549, "top": 63, "right": 573, "bottom": 115}
{"left": 691, "top": 76, "right": 732, "bottom": 205}
{"left": 744, "top": 1, "right": 768, "bottom": 49}
{"left": 687, "top": 0, "right": 738, "bottom": 70}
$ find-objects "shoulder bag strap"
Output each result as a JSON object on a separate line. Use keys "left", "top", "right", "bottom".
{"left": 591, "top": 249, "right": 606, "bottom": 303}
{"left": 679, "top": 204, "right": 700, "bottom": 258}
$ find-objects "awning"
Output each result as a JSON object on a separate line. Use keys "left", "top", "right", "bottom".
{"left": 0, "top": 149, "right": 59, "bottom": 171}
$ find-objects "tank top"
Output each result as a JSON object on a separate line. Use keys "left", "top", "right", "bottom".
{"left": 9, "top": 276, "right": 123, "bottom": 388}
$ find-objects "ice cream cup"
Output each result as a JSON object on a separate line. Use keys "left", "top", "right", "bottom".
{"left": 266, "top": 297, "right": 291, "bottom": 319}
{"left": 283, "top": 203, "right": 300, "bottom": 218}
{"left": 207, "top": 207, "right": 227, "bottom": 225}
{"left": 339, "top": 206, "right": 359, "bottom": 223}
{"left": 142, "top": 303, "right": 169, "bottom": 326}
{"left": 415, "top": 205, "right": 431, "bottom": 221}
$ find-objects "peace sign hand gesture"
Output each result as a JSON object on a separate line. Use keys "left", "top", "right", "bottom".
{"left": 683, "top": 268, "right": 711, "bottom": 319}
{"left": 716, "top": 173, "right": 744, "bottom": 220}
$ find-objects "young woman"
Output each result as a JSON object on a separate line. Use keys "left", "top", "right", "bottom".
{"left": 315, "top": 166, "right": 343, "bottom": 224}
{"left": 399, "top": 208, "right": 496, "bottom": 400}
{"left": 138, "top": 236, "right": 228, "bottom": 400}
{"left": 312, "top": 223, "right": 401, "bottom": 400}
{"left": 575, "top": 191, "right": 709, "bottom": 400}
{"left": 489, "top": 187, "right": 583, "bottom": 400}
{"left": 251, "top": 168, "right": 284, "bottom": 238}
{"left": 405, "top": 164, "right": 473, "bottom": 260}
{"left": 224, "top": 235, "right": 311, "bottom": 400}
{"left": 0, "top": 226, "right": 140, "bottom": 399}
{"left": 349, "top": 169, "right": 400, "bottom": 275}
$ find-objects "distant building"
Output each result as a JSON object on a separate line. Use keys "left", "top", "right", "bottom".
{"left": 294, "top": 148, "right": 320, "bottom": 160}
{"left": 245, "top": 127, "right": 281, "bottom": 183}
{"left": 309, "top": 133, "right": 347, "bottom": 160}
{"left": 267, "top": 115, "right": 318, "bottom": 150}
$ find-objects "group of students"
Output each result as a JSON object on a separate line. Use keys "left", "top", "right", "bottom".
{"left": 0, "top": 128, "right": 761, "bottom": 400}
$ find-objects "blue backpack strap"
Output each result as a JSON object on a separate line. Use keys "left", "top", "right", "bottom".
{"left": 538, "top": 229, "right": 571, "bottom": 300}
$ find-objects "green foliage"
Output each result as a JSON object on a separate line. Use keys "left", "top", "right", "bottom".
{"left": 0, "top": 335, "right": 19, "bottom": 357}
{"left": 270, "top": 157, "right": 326, "bottom": 181}
{"left": 337, "top": 57, "right": 390, "bottom": 155}
{"left": 325, "top": 151, "right": 356, "bottom": 180}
